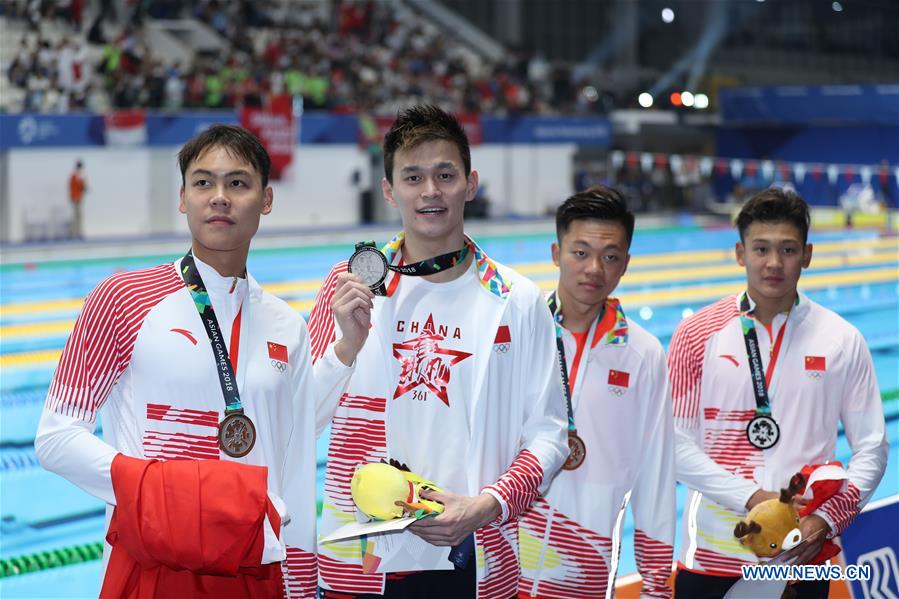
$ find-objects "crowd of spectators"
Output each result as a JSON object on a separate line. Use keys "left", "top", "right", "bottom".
{"left": 2, "top": 0, "right": 613, "bottom": 115}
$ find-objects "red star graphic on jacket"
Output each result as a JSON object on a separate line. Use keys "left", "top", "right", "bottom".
{"left": 392, "top": 314, "right": 472, "bottom": 406}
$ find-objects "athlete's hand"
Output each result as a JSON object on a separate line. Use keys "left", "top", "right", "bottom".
{"left": 745, "top": 489, "right": 780, "bottom": 511}
{"left": 745, "top": 489, "right": 806, "bottom": 512}
{"left": 792, "top": 514, "right": 831, "bottom": 565}
{"left": 332, "top": 273, "right": 373, "bottom": 366}
{"left": 407, "top": 490, "right": 501, "bottom": 547}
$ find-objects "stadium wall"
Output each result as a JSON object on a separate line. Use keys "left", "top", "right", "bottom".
{"left": 2, "top": 143, "right": 576, "bottom": 242}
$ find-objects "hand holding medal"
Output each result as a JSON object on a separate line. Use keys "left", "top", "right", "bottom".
{"left": 347, "top": 240, "right": 470, "bottom": 295}
{"left": 331, "top": 272, "right": 374, "bottom": 366}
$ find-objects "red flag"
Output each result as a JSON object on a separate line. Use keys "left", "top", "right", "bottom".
{"left": 608, "top": 369, "right": 630, "bottom": 388}
{"left": 493, "top": 325, "right": 511, "bottom": 344}
{"left": 268, "top": 341, "right": 288, "bottom": 363}
{"left": 104, "top": 109, "right": 147, "bottom": 146}
{"left": 805, "top": 356, "right": 826, "bottom": 371}
{"left": 240, "top": 95, "right": 295, "bottom": 180}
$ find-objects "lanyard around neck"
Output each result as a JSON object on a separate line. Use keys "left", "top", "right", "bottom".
{"left": 181, "top": 251, "right": 245, "bottom": 414}
{"left": 739, "top": 292, "right": 788, "bottom": 414}
{"left": 547, "top": 291, "right": 607, "bottom": 433}
{"left": 390, "top": 244, "right": 470, "bottom": 276}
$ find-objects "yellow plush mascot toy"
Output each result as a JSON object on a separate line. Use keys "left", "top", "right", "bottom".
{"left": 351, "top": 460, "right": 445, "bottom": 521}
{"left": 733, "top": 473, "right": 805, "bottom": 558}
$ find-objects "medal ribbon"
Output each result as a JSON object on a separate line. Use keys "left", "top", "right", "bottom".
{"left": 739, "top": 292, "right": 787, "bottom": 415}
{"left": 547, "top": 291, "right": 606, "bottom": 434}
{"left": 180, "top": 251, "right": 244, "bottom": 414}
{"left": 388, "top": 244, "right": 470, "bottom": 276}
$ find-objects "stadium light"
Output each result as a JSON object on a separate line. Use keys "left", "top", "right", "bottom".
{"left": 681, "top": 91, "right": 695, "bottom": 107}
{"left": 661, "top": 8, "right": 675, "bottom": 23}
{"left": 694, "top": 93, "right": 710, "bottom": 109}
{"left": 832, "top": 1, "right": 843, "bottom": 11}
{"left": 638, "top": 93, "right": 654, "bottom": 108}
{"left": 670, "top": 92, "right": 682, "bottom": 107}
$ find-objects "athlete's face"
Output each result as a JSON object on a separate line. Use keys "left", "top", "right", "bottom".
{"left": 179, "top": 145, "right": 273, "bottom": 257}
{"left": 382, "top": 139, "right": 477, "bottom": 249}
{"left": 736, "top": 221, "right": 812, "bottom": 306}
{"left": 553, "top": 219, "right": 630, "bottom": 309}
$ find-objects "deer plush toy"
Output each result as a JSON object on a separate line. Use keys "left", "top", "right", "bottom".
{"left": 734, "top": 473, "right": 805, "bottom": 558}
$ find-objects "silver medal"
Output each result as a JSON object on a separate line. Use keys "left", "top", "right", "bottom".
{"left": 348, "top": 245, "right": 389, "bottom": 290}
{"left": 746, "top": 414, "right": 780, "bottom": 449}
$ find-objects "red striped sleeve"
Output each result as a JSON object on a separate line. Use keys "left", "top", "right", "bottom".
{"left": 634, "top": 529, "right": 674, "bottom": 598}
{"left": 815, "top": 482, "right": 862, "bottom": 536}
{"left": 475, "top": 521, "right": 520, "bottom": 598}
{"left": 307, "top": 262, "right": 348, "bottom": 363}
{"left": 318, "top": 554, "right": 384, "bottom": 595}
{"left": 482, "top": 449, "right": 544, "bottom": 521}
{"left": 668, "top": 296, "right": 739, "bottom": 422}
{"left": 47, "top": 264, "right": 183, "bottom": 423}
{"left": 281, "top": 546, "right": 317, "bottom": 598}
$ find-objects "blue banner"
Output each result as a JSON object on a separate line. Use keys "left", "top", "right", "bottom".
{"left": 0, "top": 114, "right": 104, "bottom": 148}
{"left": 482, "top": 116, "right": 612, "bottom": 146}
{"left": 721, "top": 84, "right": 899, "bottom": 125}
{"left": 0, "top": 112, "right": 612, "bottom": 149}
{"left": 717, "top": 125, "right": 899, "bottom": 165}
{"left": 840, "top": 495, "right": 899, "bottom": 599}
{"left": 146, "top": 112, "right": 237, "bottom": 146}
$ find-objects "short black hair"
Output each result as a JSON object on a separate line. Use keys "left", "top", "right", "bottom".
{"left": 736, "top": 187, "right": 810, "bottom": 244}
{"left": 382, "top": 105, "right": 471, "bottom": 184}
{"left": 555, "top": 185, "right": 635, "bottom": 248}
{"left": 178, "top": 124, "right": 272, "bottom": 187}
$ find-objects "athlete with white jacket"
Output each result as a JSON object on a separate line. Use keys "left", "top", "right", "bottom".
{"left": 518, "top": 187, "right": 676, "bottom": 599}
{"left": 668, "top": 188, "right": 888, "bottom": 598}
{"left": 35, "top": 125, "right": 358, "bottom": 598}
{"left": 308, "top": 105, "right": 569, "bottom": 598}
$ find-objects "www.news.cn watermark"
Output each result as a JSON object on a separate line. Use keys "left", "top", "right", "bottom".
{"left": 741, "top": 563, "right": 872, "bottom": 581}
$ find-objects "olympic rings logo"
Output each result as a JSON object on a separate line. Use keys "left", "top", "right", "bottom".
{"left": 493, "top": 343, "right": 510, "bottom": 354}
{"left": 608, "top": 386, "right": 626, "bottom": 396}
{"left": 271, "top": 359, "right": 287, "bottom": 373}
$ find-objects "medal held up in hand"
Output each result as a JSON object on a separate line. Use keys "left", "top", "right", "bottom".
{"left": 348, "top": 240, "right": 470, "bottom": 295}
{"left": 348, "top": 242, "right": 390, "bottom": 291}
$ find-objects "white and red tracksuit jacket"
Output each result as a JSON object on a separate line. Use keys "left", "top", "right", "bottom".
{"left": 668, "top": 292, "right": 888, "bottom": 576}
{"left": 308, "top": 233, "right": 569, "bottom": 598}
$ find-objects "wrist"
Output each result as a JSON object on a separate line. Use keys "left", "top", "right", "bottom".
{"left": 746, "top": 488, "right": 775, "bottom": 511}
{"left": 333, "top": 338, "right": 360, "bottom": 367}
{"left": 475, "top": 493, "right": 501, "bottom": 529}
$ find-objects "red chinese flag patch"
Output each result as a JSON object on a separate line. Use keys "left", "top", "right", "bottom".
{"left": 608, "top": 369, "right": 630, "bottom": 387}
{"left": 494, "top": 325, "right": 511, "bottom": 344}
{"left": 805, "top": 356, "right": 826, "bottom": 371}
{"left": 268, "top": 341, "right": 288, "bottom": 363}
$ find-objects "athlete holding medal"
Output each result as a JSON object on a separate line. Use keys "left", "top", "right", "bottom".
{"left": 36, "top": 125, "right": 353, "bottom": 597}
{"left": 518, "top": 187, "right": 676, "bottom": 599}
{"left": 309, "top": 105, "right": 568, "bottom": 598}
{"left": 668, "top": 188, "right": 888, "bottom": 598}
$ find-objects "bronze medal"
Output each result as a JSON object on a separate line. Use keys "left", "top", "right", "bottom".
{"left": 219, "top": 412, "right": 257, "bottom": 457}
{"left": 563, "top": 432, "right": 586, "bottom": 470}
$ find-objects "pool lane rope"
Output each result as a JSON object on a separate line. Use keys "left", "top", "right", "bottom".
{"left": 0, "top": 541, "right": 104, "bottom": 578}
